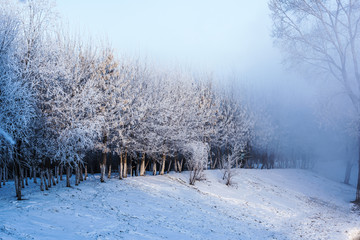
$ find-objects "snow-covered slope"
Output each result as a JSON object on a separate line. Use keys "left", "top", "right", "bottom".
{"left": 0, "top": 169, "right": 359, "bottom": 240}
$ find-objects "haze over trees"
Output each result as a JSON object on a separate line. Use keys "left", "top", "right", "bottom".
{"left": 269, "top": 0, "right": 360, "bottom": 203}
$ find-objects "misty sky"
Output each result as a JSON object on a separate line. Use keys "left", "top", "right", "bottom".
{"left": 56, "top": 0, "right": 281, "bottom": 76}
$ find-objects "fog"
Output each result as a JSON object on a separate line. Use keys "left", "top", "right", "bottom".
{"left": 56, "top": 0, "right": 358, "bottom": 185}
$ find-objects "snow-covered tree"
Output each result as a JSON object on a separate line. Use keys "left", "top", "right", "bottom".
{"left": 0, "top": 1, "right": 37, "bottom": 199}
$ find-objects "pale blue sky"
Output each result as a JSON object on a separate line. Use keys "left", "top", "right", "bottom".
{"left": 56, "top": 0, "right": 279, "bottom": 76}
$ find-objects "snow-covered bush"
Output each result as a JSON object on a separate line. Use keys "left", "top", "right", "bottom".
{"left": 185, "top": 141, "right": 209, "bottom": 185}
{"left": 221, "top": 143, "right": 242, "bottom": 186}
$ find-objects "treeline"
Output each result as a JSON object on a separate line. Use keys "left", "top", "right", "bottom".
{"left": 0, "top": 0, "right": 298, "bottom": 200}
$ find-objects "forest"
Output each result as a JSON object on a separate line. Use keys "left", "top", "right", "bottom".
{"left": 0, "top": 0, "right": 291, "bottom": 200}
{"left": 1, "top": 1, "right": 360, "bottom": 239}
{"left": 0, "top": 0, "right": 358, "bottom": 206}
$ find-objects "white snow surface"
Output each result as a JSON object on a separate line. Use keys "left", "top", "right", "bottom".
{"left": 0, "top": 169, "right": 359, "bottom": 240}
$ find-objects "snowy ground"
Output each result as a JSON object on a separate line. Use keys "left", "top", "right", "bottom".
{"left": 0, "top": 169, "right": 359, "bottom": 240}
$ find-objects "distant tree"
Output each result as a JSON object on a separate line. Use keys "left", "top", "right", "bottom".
{"left": 342, "top": 138, "right": 357, "bottom": 184}
{"left": 316, "top": 88, "right": 358, "bottom": 182}
{"left": 269, "top": 0, "right": 360, "bottom": 203}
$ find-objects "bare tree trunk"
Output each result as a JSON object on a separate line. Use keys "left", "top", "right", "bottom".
{"left": 356, "top": 135, "right": 360, "bottom": 202}
{"left": 344, "top": 161, "right": 353, "bottom": 185}
{"left": 108, "top": 165, "right": 112, "bottom": 179}
{"left": 14, "top": 173, "right": 19, "bottom": 197}
{"left": 177, "top": 158, "right": 184, "bottom": 173}
{"left": 76, "top": 166, "right": 79, "bottom": 186}
{"left": 159, "top": 161, "right": 163, "bottom": 175}
{"left": 215, "top": 147, "right": 222, "bottom": 169}
{"left": 51, "top": 168, "right": 56, "bottom": 186}
{"left": 100, "top": 160, "right": 106, "bottom": 182}
{"left": 140, "top": 153, "right": 146, "bottom": 176}
{"left": 356, "top": 159, "right": 360, "bottom": 202}
{"left": 13, "top": 162, "right": 22, "bottom": 200}
{"left": 46, "top": 169, "right": 51, "bottom": 188}
{"left": 21, "top": 167, "right": 25, "bottom": 188}
{"left": 32, "top": 166, "right": 37, "bottom": 183}
{"left": 152, "top": 159, "right": 157, "bottom": 176}
{"left": 14, "top": 140, "right": 23, "bottom": 199}
{"left": 90, "top": 162, "right": 94, "bottom": 175}
{"left": 119, "top": 153, "right": 123, "bottom": 180}
{"left": 211, "top": 149, "right": 216, "bottom": 169}
{"left": 60, "top": 164, "right": 63, "bottom": 181}
{"left": 33, "top": 166, "right": 37, "bottom": 184}
{"left": 75, "top": 170, "right": 78, "bottom": 186}
{"left": 135, "top": 162, "right": 139, "bottom": 176}
{"left": 25, "top": 168, "right": 28, "bottom": 186}
{"left": 44, "top": 169, "right": 49, "bottom": 190}
{"left": 107, "top": 153, "right": 112, "bottom": 179}
{"left": 75, "top": 166, "right": 79, "bottom": 186}
{"left": 40, "top": 169, "right": 48, "bottom": 191}
{"left": 5, "top": 166, "right": 8, "bottom": 182}
{"left": 160, "top": 154, "right": 166, "bottom": 175}
{"left": 174, "top": 156, "right": 178, "bottom": 172}
{"left": 18, "top": 164, "right": 25, "bottom": 192}
{"left": 123, "top": 151, "right": 127, "bottom": 178}
{"left": 100, "top": 151, "right": 107, "bottom": 182}
{"left": 40, "top": 169, "right": 44, "bottom": 191}
{"left": 100, "top": 132, "right": 108, "bottom": 182}
{"left": 0, "top": 167, "right": 3, "bottom": 188}
{"left": 66, "top": 166, "right": 71, "bottom": 187}
{"left": 54, "top": 166, "right": 58, "bottom": 184}
{"left": 2, "top": 167, "right": 6, "bottom": 185}
{"left": 0, "top": 167, "right": 3, "bottom": 186}
{"left": 212, "top": 156, "right": 218, "bottom": 169}
{"left": 79, "top": 165, "right": 84, "bottom": 182}
{"left": 129, "top": 156, "right": 133, "bottom": 177}
{"left": 14, "top": 166, "right": 21, "bottom": 200}
{"left": 167, "top": 159, "right": 172, "bottom": 173}
{"left": 56, "top": 166, "right": 59, "bottom": 184}
{"left": 84, "top": 164, "right": 88, "bottom": 180}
